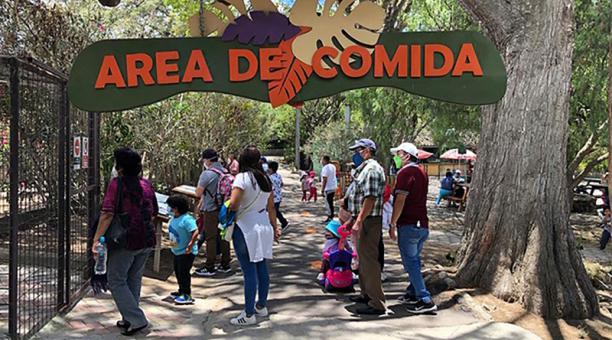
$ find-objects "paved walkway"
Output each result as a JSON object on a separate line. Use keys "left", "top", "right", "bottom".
{"left": 35, "top": 163, "right": 541, "bottom": 339}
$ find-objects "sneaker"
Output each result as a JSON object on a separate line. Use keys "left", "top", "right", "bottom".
{"left": 194, "top": 267, "right": 217, "bottom": 277}
{"left": 174, "top": 294, "right": 194, "bottom": 305}
{"left": 255, "top": 305, "right": 268, "bottom": 317}
{"left": 230, "top": 310, "right": 257, "bottom": 326}
{"left": 349, "top": 295, "right": 370, "bottom": 304}
{"left": 218, "top": 265, "right": 232, "bottom": 273}
{"left": 355, "top": 305, "right": 386, "bottom": 315}
{"left": 316, "top": 273, "right": 324, "bottom": 282}
{"left": 169, "top": 291, "right": 180, "bottom": 298}
{"left": 398, "top": 294, "right": 419, "bottom": 305}
{"left": 406, "top": 299, "right": 438, "bottom": 314}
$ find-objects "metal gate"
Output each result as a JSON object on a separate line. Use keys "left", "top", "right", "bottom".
{"left": 0, "top": 57, "right": 100, "bottom": 340}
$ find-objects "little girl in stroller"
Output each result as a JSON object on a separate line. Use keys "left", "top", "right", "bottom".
{"left": 317, "top": 220, "right": 358, "bottom": 292}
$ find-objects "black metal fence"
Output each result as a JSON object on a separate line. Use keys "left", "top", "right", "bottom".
{"left": 0, "top": 57, "right": 100, "bottom": 340}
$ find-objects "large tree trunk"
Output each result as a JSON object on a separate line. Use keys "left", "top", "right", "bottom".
{"left": 608, "top": 13, "right": 612, "bottom": 203}
{"left": 457, "top": 0, "right": 599, "bottom": 318}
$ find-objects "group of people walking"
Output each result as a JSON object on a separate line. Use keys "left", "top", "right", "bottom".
{"left": 91, "top": 138, "right": 438, "bottom": 335}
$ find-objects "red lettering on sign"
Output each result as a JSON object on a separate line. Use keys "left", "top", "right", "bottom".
{"left": 424, "top": 44, "right": 454, "bottom": 77}
{"left": 182, "top": 50, "right": 213, "bottom": 83}
{"left": 260, "top": 48, "right": 283, "bottom": 81}
{"left": 156, "top": 51, "right": 180, "bottom": 85}
{"left": 229, "top": 49, "right": 258, "bottom": 82}
{"left": 452, "top": 43, "right": 483, "bottom": 77}
{"left": 312, "top": 47, "right": 339, "bottom": 79}
{"left": 340, "top": 46, "right": 372, "bottom": 78}
{"left": 95, "top": 55, "right": 127, "bottom": 89}
{"left": 126, "top": 53, "right": 155, "bottom": 87}
{"left": 410, "top": 45, "right": 422, "bottom": 78}
{"left": 374, "top": 45, "right": 408, "bottom": 78}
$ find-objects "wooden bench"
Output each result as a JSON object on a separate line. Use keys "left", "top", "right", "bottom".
{"left": 443, "top": 185, "right": 470, "bottom": 211}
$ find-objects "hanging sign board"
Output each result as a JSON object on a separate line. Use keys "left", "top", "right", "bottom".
{"left": 73, "top": 136, "right": 82, "bottom": 170}
{"left": 82, "top": 137, "right": 89, "bottom": 169}
{"left": 68, "top": 0, "right": 507, "bottom": 111}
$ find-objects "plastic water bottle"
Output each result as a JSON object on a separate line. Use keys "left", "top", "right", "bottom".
{"left": 94, "top": 236, "right": 107, "bottom": 275}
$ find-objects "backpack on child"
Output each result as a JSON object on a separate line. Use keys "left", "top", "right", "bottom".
{"left": 321, "top": 224, "right": 357, "bottom": 292}
{"left": 206, "top": 167, "right": 235, "bottom": 208}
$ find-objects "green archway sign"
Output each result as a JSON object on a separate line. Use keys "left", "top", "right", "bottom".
{"left": 68, "top": 0, "right": 507, "bottom": 111}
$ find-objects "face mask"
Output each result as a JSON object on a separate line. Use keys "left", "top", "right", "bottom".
{"left": 352, "top": 152, "right": 364, "bottom": 167}
{"left": 262, "top": 163, "right": 269, "bottom": 173}
{"left": 393, "top": 155, "right": 403, "bottom": 169}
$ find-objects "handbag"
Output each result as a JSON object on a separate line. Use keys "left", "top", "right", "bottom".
{"left": 220, "top": 189, "right": 263, "bottom": 242}
{"left": 105, "top": 177, "right": 130, "bottom": 249}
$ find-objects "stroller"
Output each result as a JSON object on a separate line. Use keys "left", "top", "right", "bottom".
{"left": 320, "top": 224, "right": 357, "bottom": 292}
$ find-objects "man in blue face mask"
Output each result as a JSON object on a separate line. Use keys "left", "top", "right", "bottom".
{"left": 345, "top": 138, "right": 387, "bottom": 315}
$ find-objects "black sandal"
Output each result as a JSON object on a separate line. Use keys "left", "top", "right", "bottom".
{"left": 116, "top": 320, "right": 130, "bottom": 329}
{"left": 121, "top": 323, "right": 147, "bottom": 336}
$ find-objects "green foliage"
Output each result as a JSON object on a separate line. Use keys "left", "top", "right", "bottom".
{"left": 101, "top": 93, "right": 267, "bottom": 191}
{"left": 0, "top": 1, "right": 94, "bottom": 73}
{"left": 304, "top": 120, "right": 363, "bottom": 168}
{"left": 569, "top": 0, "right": 611, "bottom": 155}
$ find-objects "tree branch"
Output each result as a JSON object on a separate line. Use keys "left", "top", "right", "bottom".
{"left": 457, "top": 0, "right": 518, "bottom": 48}
{"left": 571, "top": 152, "right": 609, "bottom": 189}
{"left": 568, "top": 120, "right": 607, "bottom": 175}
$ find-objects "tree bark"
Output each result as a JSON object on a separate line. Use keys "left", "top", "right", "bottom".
{"left": 608, "top": 11, "right": 612, "bottom": 205}
{"left": 457, "top": 0, "right": 599, "bottom": 318}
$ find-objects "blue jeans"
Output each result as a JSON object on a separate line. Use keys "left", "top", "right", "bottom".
{"left": 233, "top": 226, "right": 270, "bottom": 316}
{"left": 436, "top": 188, "right": 453, "bottom": 205}
{"left": 397, "top": 225, "right": 432, "bottom": 303}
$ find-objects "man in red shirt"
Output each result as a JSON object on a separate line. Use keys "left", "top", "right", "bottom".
{"left": 389, "top": 142, "right": 438, "bottom": 314}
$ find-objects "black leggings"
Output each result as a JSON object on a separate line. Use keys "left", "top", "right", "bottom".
{"left": 326, "top": 191, "right": 335, "bottom": 219}
{"left": 174, "top": 254, "right": 196, "bottom": 295}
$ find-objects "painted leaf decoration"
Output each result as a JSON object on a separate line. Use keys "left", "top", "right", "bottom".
{"left": 289, "top": 0, "right": 385, "bottom": 66}
{"left": 268, "top": 32, "right": 313, "bottom": 107}
{"left": 188, "top": 0, "right": 279, "bottom": 37}
{"left": 222, "top": 11, "right": 301, "bottom": 45}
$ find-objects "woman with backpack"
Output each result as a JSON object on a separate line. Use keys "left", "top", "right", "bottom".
{"left": 435, "top": 171, "right": 455, "bottom": 206}
{"left": 92, "top": 148, "right": 158, "bottom": 336}
{"left": 227, "top": 145, "right": 281, "bottom": 326}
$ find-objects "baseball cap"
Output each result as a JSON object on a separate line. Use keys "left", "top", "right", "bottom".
{"left": 201, "top": 148, "right": 218, "bottom": 160}
{"left": 349, "top": 138, "right": 377, "bottom": 151}
{"left": 390, "top": 142, "right": 419, "bottom": 158}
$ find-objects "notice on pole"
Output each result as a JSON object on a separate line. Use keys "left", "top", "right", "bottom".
{"left": 82, "top": 137, "right": 89, "bottom": 169}
{"left": 73, "top": 136, "right": 82, "bottom": 170}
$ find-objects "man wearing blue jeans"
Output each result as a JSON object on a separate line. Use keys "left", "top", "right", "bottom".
{"left": 389, "top": 142, "right": 437, "bottom": 314}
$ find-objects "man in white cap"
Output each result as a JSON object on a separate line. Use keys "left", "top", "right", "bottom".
{"left": 389, "top": 142, "right": 438, "bottom": 314}
{"left": 346, "top": 138, "right": 387, "bottom": 315}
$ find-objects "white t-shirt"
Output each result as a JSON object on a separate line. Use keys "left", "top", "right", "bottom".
{"left": 232, "top": 172, "right": 274, "bottom": 262}
{"left": 321, "top": 163, "right": 338, "bottom": 193}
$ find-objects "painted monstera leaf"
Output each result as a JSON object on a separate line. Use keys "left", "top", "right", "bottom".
{"left": 289, "top": 0, "right": 385, "bottom": 67}
{"left": 189, "top": 0, "right": 281, "bottom": 38}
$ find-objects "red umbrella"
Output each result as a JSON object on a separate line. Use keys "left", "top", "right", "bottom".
{"left": 418, "top": 150, "right": 433, "bottom": 160}
{"left": 440, "top": 148, "right": 477, "bottom": 161}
